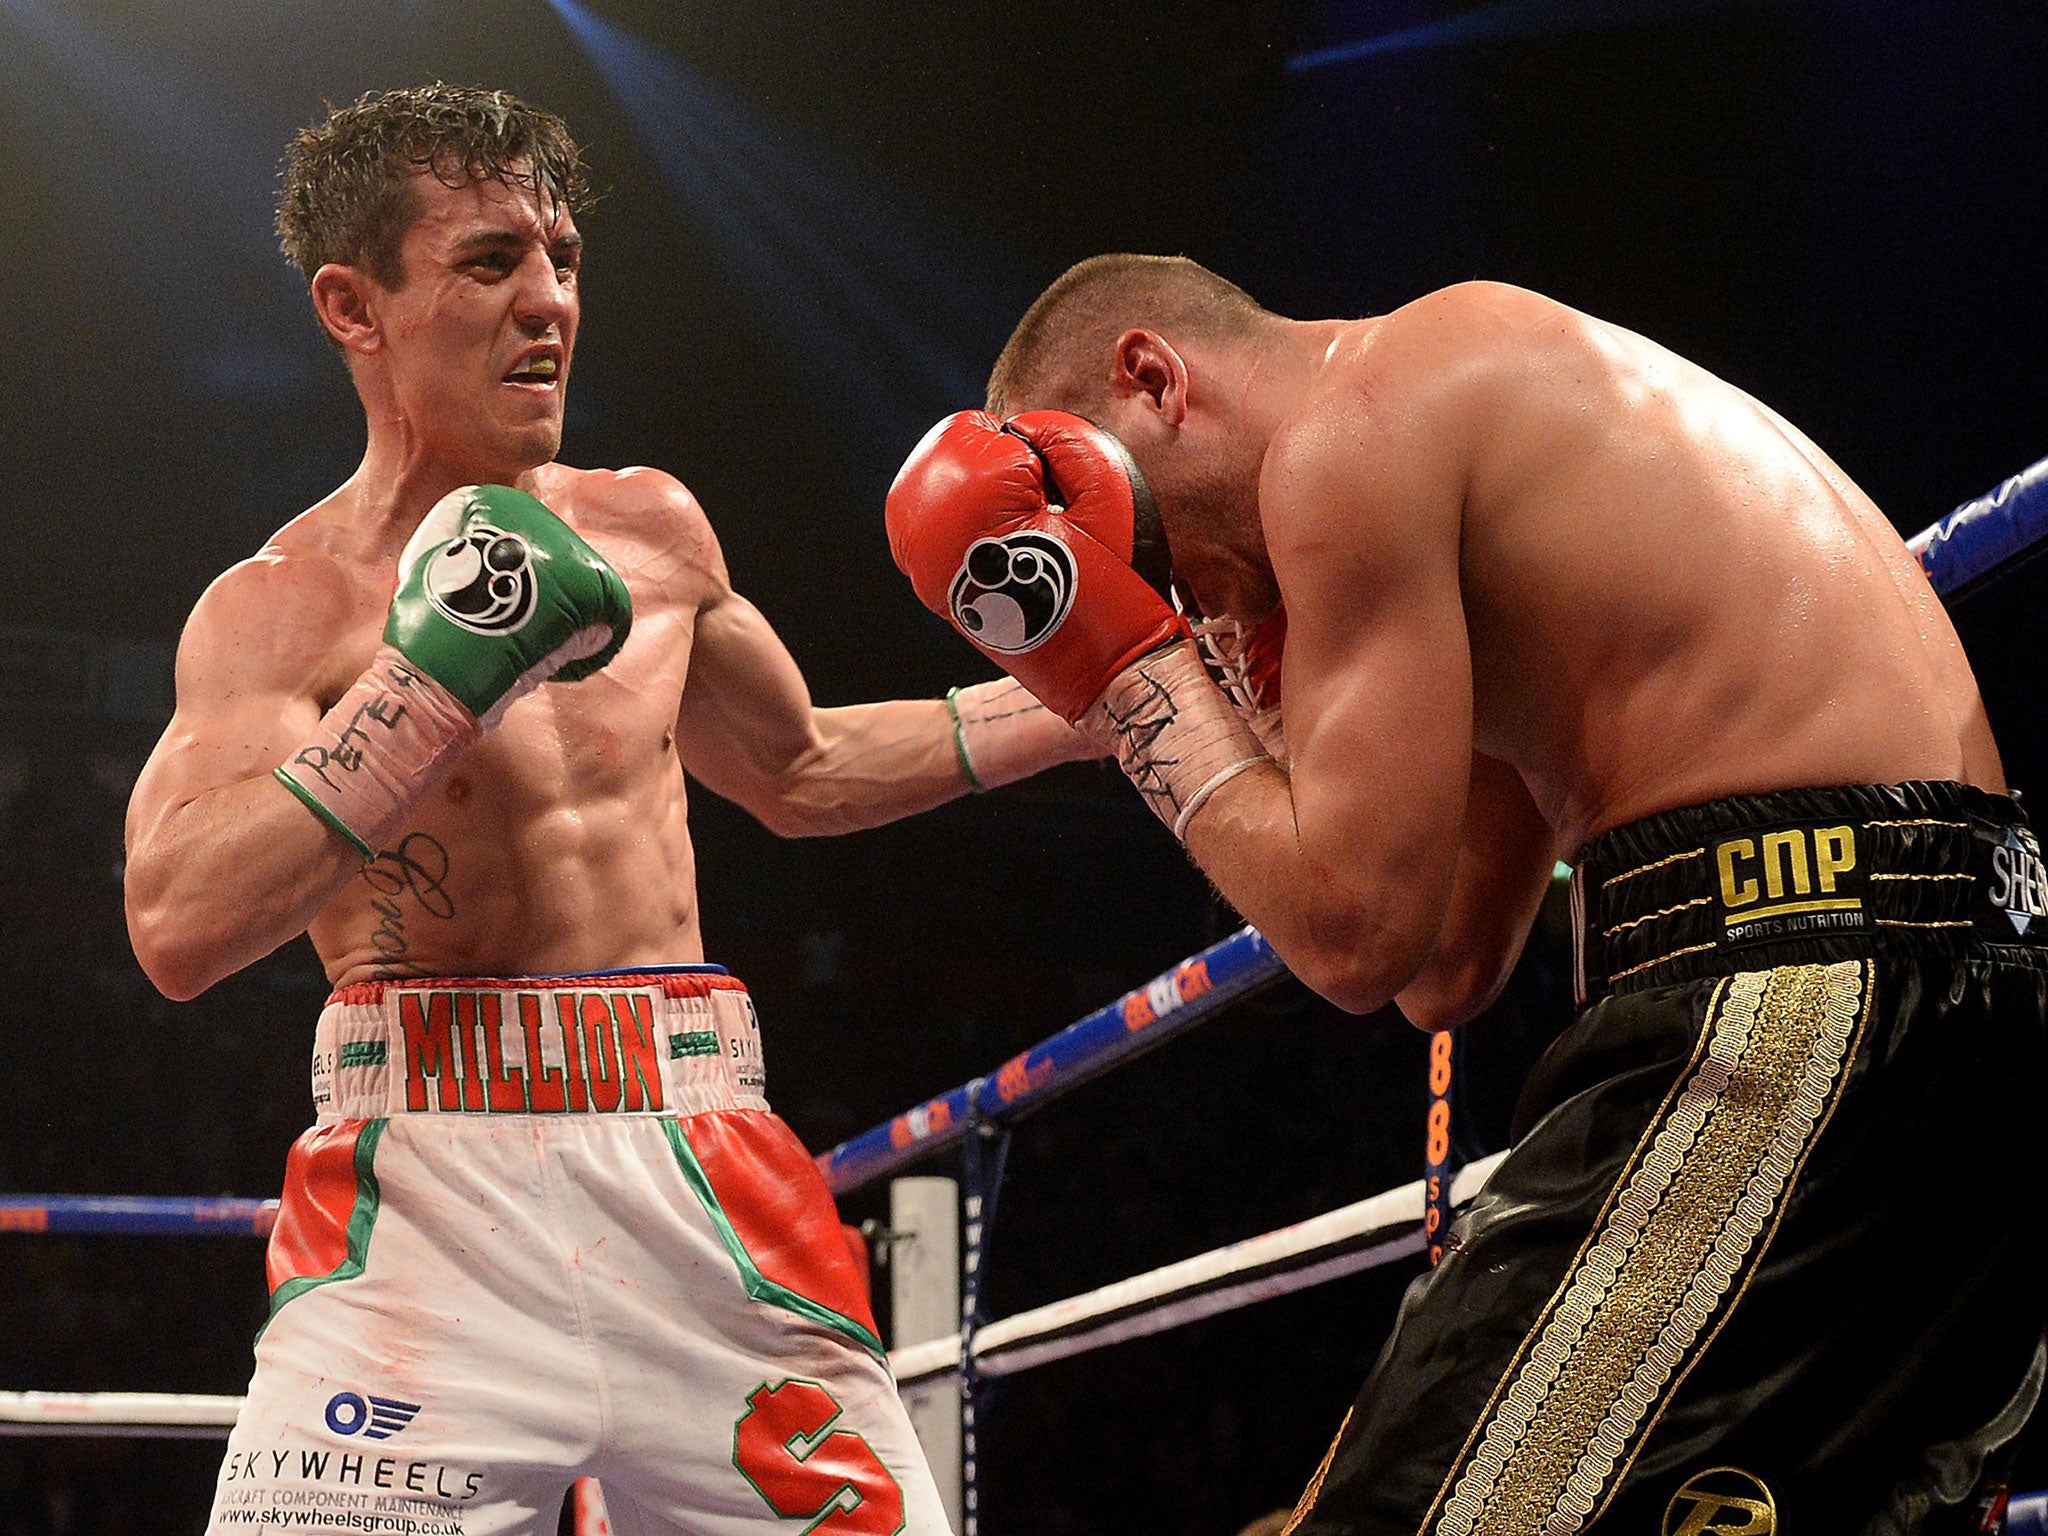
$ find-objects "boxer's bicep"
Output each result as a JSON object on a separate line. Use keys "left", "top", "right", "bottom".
{"left": 1269, "top": 404, "right": 1475, "bottom": 954}
{"left": 126, "top": 556, "right": 364, "bottom": 996}
{"left": 624, "top": 473, "right": 828, "bottom": 811}
{"left": 130, "top": 688, "right": 321, "bottom": 859}
{"left": 673, "top": 590, "right": 826, "bottom": 816}
{"left": 128, "top": 559, "right": 332, "bottom": 853}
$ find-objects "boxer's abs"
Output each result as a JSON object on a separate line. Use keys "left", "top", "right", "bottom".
{"left": 308, "top": 708, "right": 705, "bottom": 987}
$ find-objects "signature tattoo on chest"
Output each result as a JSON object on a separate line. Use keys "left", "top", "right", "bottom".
{"left": 359, "top": 832, "right": 454, "bottom": 980}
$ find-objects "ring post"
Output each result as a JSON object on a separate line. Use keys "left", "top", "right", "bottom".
{"left": 890, "top": 1176, "right": 962, "bottom": 1531}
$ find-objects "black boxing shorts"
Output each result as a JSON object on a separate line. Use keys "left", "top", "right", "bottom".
{"left": 1285, "top": 782, "right": 2048, "bottom": 1536}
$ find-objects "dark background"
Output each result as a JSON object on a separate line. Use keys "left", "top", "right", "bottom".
{"left": 3, "top": 0, "right": 2046, "bottom": 1530}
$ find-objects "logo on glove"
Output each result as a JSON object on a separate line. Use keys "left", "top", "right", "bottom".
{"left": 424, "top": 523, "right": 538, "bottom": 636}
{"left": 947, "top": 532, "right": 1076, "bottom": 654}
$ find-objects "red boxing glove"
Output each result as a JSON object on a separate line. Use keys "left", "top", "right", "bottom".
{"left": 886, "top": 409, "right": 1188, "bottom": 723}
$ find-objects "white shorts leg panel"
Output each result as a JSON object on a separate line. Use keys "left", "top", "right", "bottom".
{"left": 542, "top": 1112, "right": 952, "bottom": 1533}
{"left": 207, "top": 1116, "right": 596, "bottom": 1534}
{"left": 208, "top": 1108, "right": 950, "bottom": 1535}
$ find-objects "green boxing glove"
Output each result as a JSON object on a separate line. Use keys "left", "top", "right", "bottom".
{"left": 275, "top": 484, "right": 635, "bottom": 860}
{"left": 385, "top": 483, "right": 633, "bottom": 722}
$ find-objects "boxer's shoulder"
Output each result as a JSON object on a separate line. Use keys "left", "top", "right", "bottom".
{"left": 527, "top": 460, "right": 702, "bottom": 524}
{"left": 530, "top": 462, "right": 720, "bottom": 563}
{"left": 180, "top": 520, "right": 373, "bottom": 704}
{"left": 1264, "top": 320, "right": 1472, "bottom": 508}
{"left": 196, "top": 535, "right": 354, "bottom": 624}
{"left": 1343, "top": 282, "right": 1593, "bottom": 399}
{"left": 1384, "top": 279, "right": 1577, "bottom": 336}
{"left": 1258, "top": 334, "right": 1473, "bottom": 618}
{"left": 1266, "top": 287, "right": 1574, "bottom": 521}
{"left": 204, "top": 493, "right": 409, "bottom": 633}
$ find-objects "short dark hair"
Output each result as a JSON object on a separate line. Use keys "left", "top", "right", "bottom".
{"left": 276, "top": 83, "right": 591, "bottom": 290}
{"left": 986, "top": 254, "right": 1276, "bottom": 419}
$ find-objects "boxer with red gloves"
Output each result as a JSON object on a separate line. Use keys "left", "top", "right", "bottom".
{"left": 887, "top": 254, "right": 2043, "bottom": 1535}
{"left": 889, "top": 409, "right": 1274, "bottom": 838}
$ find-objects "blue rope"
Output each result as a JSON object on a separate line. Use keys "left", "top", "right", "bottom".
{"left": 0, "top": 1196, "right": 275, "bottom": 1237}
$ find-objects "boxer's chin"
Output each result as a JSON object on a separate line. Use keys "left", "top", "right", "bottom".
{"left": 497, "top": 415, "right": 565, "bottom": 473}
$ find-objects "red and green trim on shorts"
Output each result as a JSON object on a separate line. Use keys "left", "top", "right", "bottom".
{"left": 260, "top": 1118, "right": 387, "bottom": 1337}
{"left": 255, "top": 1110, "right": 880, "bottom": 1363}
{"left": 662, "top": 1115, "right": 887, "bottom": 1362}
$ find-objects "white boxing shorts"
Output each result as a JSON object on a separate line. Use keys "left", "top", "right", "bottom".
{"left": 204, "top": 965, "right": 951, "bottom": 1536}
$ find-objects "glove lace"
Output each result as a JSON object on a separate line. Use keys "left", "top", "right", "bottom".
{"left": 1190, "top": 615, "right": 1269, "bottom": 715}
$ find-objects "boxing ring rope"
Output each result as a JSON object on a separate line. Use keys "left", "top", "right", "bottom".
{"left": 0, "top": 1393, "right": 243, "bottom": 1439}
{"left": 816, "top": 926, "right": 1289, "bottom": 1194}
{"left": 0, "top": 1195, "right": 276, "bottom": 1237}
{"left": 4, "top": 452, "right": 2046, "bottom": 1527}
{"left": 882, "top": 1151, "right": 1507, "bottom": 1389}
{"left": 1909, "top": 453, "right": 2048, "bottom": 597}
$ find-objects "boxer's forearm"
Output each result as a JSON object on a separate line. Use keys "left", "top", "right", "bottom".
{"left": 741, "top": 698, "right": 963, "bottom": 836}
{"left": 1183, "top": 764, "right": 1441, "bottom": 1016}
{"left": 1394, "top": 937, "right": 1522, "bottom": 1033}
{"left": 757, "top": 684, "right": 1105, "bottom": 835}
{"left": 125, "top": 774, "right": 367, "bottom": 999}
{"left": 680, "top": 579, "right": 1097, "bottom": 835}
{"left": 1392, "top": 869, "right": 1550, "bottom": 1031}
{"left": 1079, "top": 642, "right": 1442, "bottom": 1012}
{"left": 748, "top": 691, "right": 1097, "bottom": 838}
{"left": 1391, "top": 753, "right": 1557, "bottom": 1031}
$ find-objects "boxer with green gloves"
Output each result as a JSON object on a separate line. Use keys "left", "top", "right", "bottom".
{"left": 124, "top": 85, "right": 1094, "bottom": 1535}
{"left": 274, "top": 482, "right": 633, "bottom": 859}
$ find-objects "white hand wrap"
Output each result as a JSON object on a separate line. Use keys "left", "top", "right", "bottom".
{"left": 1192, "top": 614, "right": 1289, "bottom": 768}
{"left": 1080, "top": 640, "right": 1271, "bottom": 841}
{"left": 273, "top": 645, "right": 479, "bottom": 861}
{"left": 947, "top": 678, "right": 1102, "bottom": 792}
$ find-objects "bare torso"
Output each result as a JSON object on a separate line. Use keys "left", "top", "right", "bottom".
{"left": 125, "top": 160, "right": 1018, "bottom": 1006}
{"left": 1169, "top": 280, "right": 2010, "bottom": 1017}
{"left": 275, "top": 464, "right": 711, "bottom": 985}
{"left": 1282, "top": 284, "right": 2000, "bottom": 855}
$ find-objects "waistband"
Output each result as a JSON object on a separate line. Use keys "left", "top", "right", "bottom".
{"left": 1570, "top": 781, "right": 2047, "bottom": 1003}
{"left": 311, "top": 968, "right": 767, "bottom": 1121}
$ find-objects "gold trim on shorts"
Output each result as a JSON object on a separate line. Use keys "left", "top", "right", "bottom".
{"left": 1281, "top": 1407, "right": 1352, "bottom": 1536}
{"left": 1411, "top": 959, "right": 1873, "bottom": 1536}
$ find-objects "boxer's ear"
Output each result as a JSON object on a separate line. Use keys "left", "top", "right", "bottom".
{"left": 1110, "top": 328, "right": 1190, "bottom": 429}
{"left": 311, "top": 263, "right": 384, "bottom": 356}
